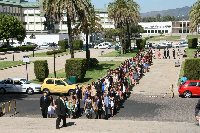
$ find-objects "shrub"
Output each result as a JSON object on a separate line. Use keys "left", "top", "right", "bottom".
{"left": 34, "top": 60, "right": 49, "bottom": 81}
{"left": 136, "top": 38, "right": 146, "bottom": 50}
{"left": 188, "top": 38, "right": 198, "bottom": 49}
{"left": 184, "top": 58, "right": 200, "bottom": 80}
{"left": 73, "top": 40, "right": 83, "bottom": 50}
{"left": 0, "top": 47, "right": 20, "bottom": 52}
{"left": 58, "top": 40, "right": 68, "bottom": 52}
{"left": 88, "top": 58, "right": 99, "bottom": 68}
{"left": 18, "top": 46, "right": 36, "bottom": 52}
{"left": 86, "top": 49, "right": 90, "bottom": 60}
{"left": 65, "top": 58, "right": 87, "bottom": 81}
{"left": 46, "top": 50, "right": 63, "bottom": 55}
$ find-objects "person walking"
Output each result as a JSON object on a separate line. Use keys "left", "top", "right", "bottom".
{"left": 40, "top": 91, "right": 51, "bottom": 118}
{"left": 55, "top": 94, "right": 67, "bottom": 129}
{"left": 195, "top": 99, "right": 200, "bottom": 123}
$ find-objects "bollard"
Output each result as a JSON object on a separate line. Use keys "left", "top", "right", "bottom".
{"left": 8, "top": 101, "right": 11, "bottom": 112}
{"left": 14, "top": 100, "right": 17, "bottom": 114}
{"left": 2, "top": 103, "right": 5, "bottom": 114}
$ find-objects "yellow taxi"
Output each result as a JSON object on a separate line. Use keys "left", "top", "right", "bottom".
{"left": 41, "top": 78, "right": 76, "bottom": 95}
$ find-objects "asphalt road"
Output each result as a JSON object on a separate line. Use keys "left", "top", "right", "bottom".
{"left": 0, "top": 93, "right": 200, "bottom": 123}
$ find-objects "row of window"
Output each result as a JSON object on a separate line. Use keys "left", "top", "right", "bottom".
{"left": 144, "top": 30, "right": 169, "bottom": 34}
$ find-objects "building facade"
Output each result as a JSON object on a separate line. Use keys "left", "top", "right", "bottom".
{"left": 0, "top": 0, "right": 197, "bottom": 36}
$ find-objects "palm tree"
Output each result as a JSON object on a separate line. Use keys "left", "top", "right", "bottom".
{"left": 108, "top": 0, "right": 140, "bottom": 54}
{"left": 74, "top": 3, "right": 103, "bottom": 60}
{"left": 42, "top": 0, "right": 92, "bottom": 58}
{"left": 189, "top": 0, "right": 200, "bottom": 33}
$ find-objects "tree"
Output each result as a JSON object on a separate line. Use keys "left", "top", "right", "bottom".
{"left": 189, "top": 0, "right": 200, "bottom": 32}
{"left": 108, "top": 0, "right": 140, "bottom": 54}
{"left": 42, "top": 0, "right": 92, "bottom": 58}
{"left": 0, "top": 14, "right": 26, "bottom": 46}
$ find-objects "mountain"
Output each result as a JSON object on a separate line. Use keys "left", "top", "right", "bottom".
{"left": 141, "top": 6, "right": 191, "bottom": 18}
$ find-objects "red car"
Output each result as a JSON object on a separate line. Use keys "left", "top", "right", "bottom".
{"left": 178, "top": 80, "right": 200, "bottom": 98}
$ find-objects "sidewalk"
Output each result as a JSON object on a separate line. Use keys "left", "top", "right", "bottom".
{"left": 0, "top": 49, "right": 114, "bottom": 80}
{"left": 0, "top": 117, "right": 199, "bottom": 133}
{"left": 133, "top": 48, "right": 184, "bottom": 96}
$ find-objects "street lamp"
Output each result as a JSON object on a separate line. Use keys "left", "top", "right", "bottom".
{"left": 52, "top": 43, "right": 56, "bottom": 78}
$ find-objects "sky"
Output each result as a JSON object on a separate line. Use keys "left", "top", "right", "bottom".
{"left": 29, "top": 0, "right": 197, "bottom": 13}
{"left": 91, "top": 0, "right": 197, "bottom": 13}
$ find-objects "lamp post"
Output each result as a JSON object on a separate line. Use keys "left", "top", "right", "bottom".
{"left": 52, "top": 46, "right": 56, "bottom": 78}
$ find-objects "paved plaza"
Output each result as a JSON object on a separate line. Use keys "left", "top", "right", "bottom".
{"left": 1, "top": 48, "right": 200, "bottom": 133}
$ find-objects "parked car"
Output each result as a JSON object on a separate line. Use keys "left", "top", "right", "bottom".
{"left": 41, "top": 78, "right": 76, "bottom": 95}
{"left": 94, "top": 42, "right": 111, "bottom": 49}
{"left": 37, "top": 42, "right": 49, "bottom": 49}
{"left": 152, "top": 43, "right": 167, "bottom": 49}
{"left": 178, "top": 80, "right": 200, "bottom": 98}
{"left": 173, "top": 41, "right": 188, "bottom": 48}
{"left": 0, "top": 78, "right": 41, "bottom": 95}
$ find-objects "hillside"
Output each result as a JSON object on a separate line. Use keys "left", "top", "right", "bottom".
{"left": 141, "top": 6, "right": 191, "bottom": 19}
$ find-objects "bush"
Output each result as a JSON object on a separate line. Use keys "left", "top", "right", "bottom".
{"left": 88, "top": 58, "right": 99, "bottom": 68}
{"left": 136, "top": 39, "right": 146, "bottom": 50}
{"left": 34, "top": 60, "right": 49, "bottom": 81}
{"left": 73, "top": 40, "right": 83, "bottom": 50}
{"left": 46, "top": 49, "right": 64, "bottom": 55}
{"left": 65, "top": 58, "right": 87, "bottom": 81}
{"left": 188, "top": 38, "right": 198, "bottom": 49}
{"left": 58, "top": 40, "right": 68, "bottom": 52}
{"left": 18, "top": 46, "right": 36, "bottom": 52}
{"left": 184, "top": 58, "right": 200, "bottom": 80}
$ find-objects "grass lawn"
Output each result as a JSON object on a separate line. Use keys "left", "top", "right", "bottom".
{"left": 187, "top": 35, "right": 200, "bottom": 40}
{"left": 101, "top": 50, "right": 137, "bottom": 57}
{"left": 178, "top": 48, "right": 197, "bottom": 85}
{"left": 29, "top": 50, "right": 70, "bottom": 57}
{"left": 46, "top": 61, "right": 122, "bottom": 85}
{"left": 147, "top": 35, "right": 181, "bottom": 41}
{"left": 0, "top": 61, "right": 23, "bottom": 69}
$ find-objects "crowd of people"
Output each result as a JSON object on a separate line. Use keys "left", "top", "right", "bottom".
{"left": 152, "top": 48, "right": 185, "bottom": 59}
{"left": 40, "top": 49, "right": 153, "bottom": 128}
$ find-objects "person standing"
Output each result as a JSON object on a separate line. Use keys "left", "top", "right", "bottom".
{"left": 55, "top": 94, "right": 67, "bottom": 129}
{"left": 163, "top": 48, "right": 166, "bottom": 59}
{"left": 172, "top": 49, "right": 176, "bottom": 59}
{"left": 40, "top": 91, "right": 51, "bottom": 118}
{"left": 75, "top": 85, "right": 82, "bottom": 116}
{"left": 103, "top": 92, "right": 110, "bottom": 120}
{"left": 195, "top": 99, "right": 200, "bottom": 122}
{"left": 167, "top": 48, "right": 170, "bottom": 59}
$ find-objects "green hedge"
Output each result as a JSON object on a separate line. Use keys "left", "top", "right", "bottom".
{"left": 88, "top": 58, "right": 99, "bottom": 68}
{"left": 34, "top": 60, "right": 49, "bottom": 82}
{"left": 73, "top": 40, "right": 83, "bottom": 50}
{"left": 65, "top": 58, "right": 87, "bottom": 81}
{"left": 58, "top": 40, "right": 68, "bottom": 52}
{"left": 0, "top": 46, "right": 36, "bottom": 52}
{"left": 46, "top": 49, "right": 64, "bottom": 55}
{"left": 136, "top": 39, "right": 146, "bottom": 50}
{"left": 184, "top": 58, "right": 200, "bottom": 80}
{"left": 188, "top": 38, "right": 198, "bottom": 49}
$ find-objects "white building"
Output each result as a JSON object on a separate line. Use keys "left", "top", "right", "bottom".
{"left": 139, "top": 22, "right": 172, "bottom": 35}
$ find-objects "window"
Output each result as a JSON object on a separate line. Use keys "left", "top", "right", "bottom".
{"left": 155, "top": 30, "right": 157, "bottom": 33}
{"left": 144, "top": 30, "right": 147, "bottom": 33}
{"left": 151, "top": 30, "right": 154, "bottom": 33}
{"left": 180, "top": 24, "right": 182, "bottom": 27}
{"left": 158, "top": 30, "right": 161, "bottom": 33}
{"left": 187, "top": 24, "right": 189, "bottom": 27}
{"left": 179, "top": 30, "right": 182, "bottom": 33}
{"left": 55, "top": 80, "right": 65, "bottom": 86}
{"left": 14, "top": 80, "right": 21, "bottom": 85}
{"left": 188, "top": 82, "right": 197, "bottom": 86}
{"left": 148, "top": 30, "right": 150, "bottom": 33}
{"left": 46, "top": 79, "right": 54, "bottom": 84}
{"left": 198, "top": 82, "right": 200, "bottom": 87}
{"left": 162, "top": 30, "right": 164, "bottom": 33}
{"left": 4, "top": 79, "right": 13, "bottom": 84}
{"left": 165, "top": 30, "right": 168, "bottom": 33}
{"left": 183, "top": 24, "right": 186, "bottom": 27}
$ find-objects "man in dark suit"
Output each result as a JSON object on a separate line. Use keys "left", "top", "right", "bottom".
{"left": 195, "top": 99, "right": 200, "bottom": 121}
{"left": 55, "top": 94, "right": 67, "bottom": 129}
{"left": 40, "top": 91, "right": 51, "bottom": 118}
